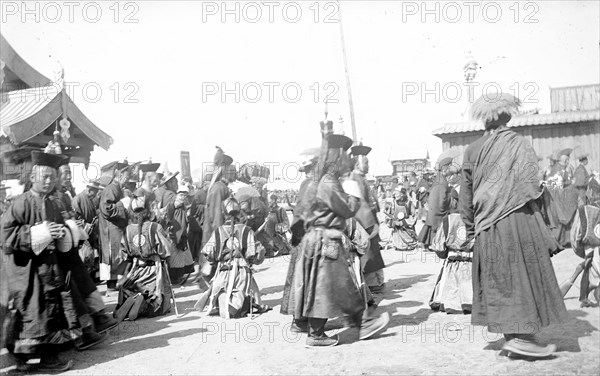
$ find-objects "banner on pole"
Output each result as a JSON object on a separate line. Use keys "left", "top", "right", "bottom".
{"left": 180, "top": 151, "right": 191, "bottom": 180}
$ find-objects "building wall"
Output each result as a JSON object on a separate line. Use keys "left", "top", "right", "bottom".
{"left": 391, "top": 158, "right": 431, "bottom": 177}
{"left": 439, "top": 120, "right": 600, "bottom": 171}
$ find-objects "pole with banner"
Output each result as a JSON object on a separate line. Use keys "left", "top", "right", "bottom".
{"left": 180, "top": 151, "right": 191, "bottom": 181}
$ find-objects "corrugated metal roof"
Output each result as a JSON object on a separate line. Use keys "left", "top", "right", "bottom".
{"left": 432, "top": 109, "right": 600, "bottom": 136}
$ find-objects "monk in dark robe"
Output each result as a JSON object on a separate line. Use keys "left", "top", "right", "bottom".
{"left": 98, "top": 165, "right": 130, "bottom": 284}
{"left": 349, "top": 144, "right": 386, "bottom": 310}
{"left": 281, "top": 156, "right": 318, "bottom": 332}
{"left": 165, "top": 185, "right": 195, "bottom": 284}
{"left": 573, "top": 153, "right": 590, "bottom": 205}
{"left": 1, "top": 152, "right": 80, "bottom": 372}
{"left": 460, "top": 93, "right": 567, "bottom": 358}
{"left": 73, "top": 182, "right": 100, "bottom": 224}
{"left": 155, "top": 173, "right": 178, "bottom": 211}
{"left": 72, "top": 181, "right": 102, "bottom": 278}
{"left": 418, "top": 169, "right": 451, "bottom": 250}
{"left": 289, "top": 134, "right": 389, "bottom": 347}
{"left": 201, "top": 161, "right": 235, "bottom": 249}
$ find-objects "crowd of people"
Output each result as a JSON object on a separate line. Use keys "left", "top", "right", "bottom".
{"left": 1, "top": 92, "right": 600, "bottom": 373}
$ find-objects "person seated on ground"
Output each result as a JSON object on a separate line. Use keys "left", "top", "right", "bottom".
{"left": 263, "top": 194, "right": 292, "bottom": 257}
{"left": 164, "top": 185, "right": 195, "bottom": 285}
{"left": 198, "top": 197, "right": 269, "bottom": 318}
{"left": 114, "top": 195, "right": 172, "bottom": 321}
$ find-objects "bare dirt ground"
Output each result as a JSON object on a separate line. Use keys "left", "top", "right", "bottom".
{"left": 2, "top": 223, "right": 599, "bottom": 375}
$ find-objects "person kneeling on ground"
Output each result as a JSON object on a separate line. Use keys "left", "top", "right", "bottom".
{"left": 197, "top": 197, "right": 270, "bottom": 318}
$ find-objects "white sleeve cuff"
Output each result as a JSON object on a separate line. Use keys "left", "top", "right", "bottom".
{"left": 30, "top": 223, "right": 53, "bottom": 255}
{"left": 342, "top": 180, "right": 364, "bottom": 200}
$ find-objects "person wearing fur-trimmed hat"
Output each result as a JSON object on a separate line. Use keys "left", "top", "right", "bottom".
{"left": 283, "top": 133, "right": 389, "bottom": 347}
{"left": 460, "top": 93, "right": 567, "bottom": 358}
{"left": 348, "top": 142, "right": 386, "bottom": 311}
{"left": 0, "top": 150, "right": 91, "bottom": 372}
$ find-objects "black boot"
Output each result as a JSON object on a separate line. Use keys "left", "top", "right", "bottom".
{"left": 305, "top": 318, "right": 338, "bottom": 347}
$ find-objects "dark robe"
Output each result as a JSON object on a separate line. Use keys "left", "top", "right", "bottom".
{"left": 573, "top": 164, "right": 590, "bottom": 204}
{"left": 72, "top": 192, "right": 97, "bottom": 224}
{"left": 460, "top": 127, "right": 567, "bottom": 333}
{"left": 98, "top": 181, "right": 128, "bottom": 280}
{"left": 165, "top": 201, "right": 195, "bottom": 280}
{"left": 281, "top": 177, "right": 316, "bottom": 315}
{"left": 155, "top": 187, "right": 176, "bottom": 210}
{"left": 188, "top": 199, "right": 203, "bottom": 262}
{"left": 1, "top": 191, "right": 74, "bottom": 354}
{"left": 201, "top": 181, "right": 230, "bottom": 248}
{"left": 289, "top": 173, "right": 364, "bottom": 319}
{"left": 349, "top": 171, "right": 385, "bottom": 275}
{"left": 417, "top": 178, "right": 450, "bottom": 247}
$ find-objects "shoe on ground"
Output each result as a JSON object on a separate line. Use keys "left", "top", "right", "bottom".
{"left": 252, "top": 304, "right": 272, "bottom": 314}
{"left": 502, "top": 338, "right": 556, "bottom": 358}
{"left": 75, "top": 329, "right": 108, "bottom": 351}
{"left": 34, "top": 355, "right": 74, "bottom": 373}
{"left": 93, "top": 312, "right": 118, "bottom": 333}
{"left": 580, "top": 299, "right": 594, "bottom": 308}
{"left": 305, "top": 334, "right": 339, "bottom": 348}
{"left": 359, "top": 312, "right": 390, "bottom": 340}
{"left": 127, "top": 294, "right": 144, "bottom": 321}
{"left": 290, "top": 321, "right": 308, "bottom": 333}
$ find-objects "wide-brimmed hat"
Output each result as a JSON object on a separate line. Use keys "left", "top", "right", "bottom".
{"left": 86, "top": 180, "right": 103, "bottom": 190}
{"left": 160, "top": 171, "right": 179, "bottom": 186}
{"left": 573, "top": 147, "right": 589, "bottom": 161}
{"left": 557, "top": 148, "right": 573, "bottom": 159}
{"left": 327, "top": 134, "right": 353, "bottom": 151}
{"left": 350, "top": 142, "right": 372, "bottom": 157}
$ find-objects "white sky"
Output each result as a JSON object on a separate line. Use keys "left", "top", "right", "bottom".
{"left": 1, "top": 0, "right": 599, "bottom": 191}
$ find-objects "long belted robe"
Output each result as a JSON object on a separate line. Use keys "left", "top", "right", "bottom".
{"left": 290, "top": 173, "right": 364, "bottom": 319}
{"left": 281, "top": 176, "right": 316, "bottom": 315}
{"left": 1, "top": 191, "right": 75, "bottom": 354}
{"left": 349, "top": 171, "right": 385, "bottom": 274}
{"left": 201, "top": 181, "right": 230, "bottom": 248}
{"left": 98, "top": 181, "right": 128, "bottom": 281}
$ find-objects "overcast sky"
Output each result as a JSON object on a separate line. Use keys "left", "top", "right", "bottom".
{"left": 2, "top": 0, "right": 599, "bottom": 189}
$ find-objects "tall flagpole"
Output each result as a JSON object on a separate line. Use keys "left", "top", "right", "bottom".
{"left": 337, "top": 1, "right": 358, "bottom": 145}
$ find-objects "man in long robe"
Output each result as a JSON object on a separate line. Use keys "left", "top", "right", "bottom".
{"left": 72, "top": 181, "right": 102, "bottom": 278}
{"left": 98, "top": 164, "right": 130, "bottom": 285}
{"left": 201, "top": 160, "right": 235, "bottom": 249}
{"left": 281, "top": 156, "right": 318, "bottom": 332}
{"left": 1, "top": 152, "right": 77, "bottom": 372}
{"left": 289, "top": 134, "right": 389, "bottom": 347}
{"left": 460, "top": 94, "right": 567, "bottom": 358}
{"left": 349, "top": 144, "right": 385, "bottom": 310}
{"left": 573, "top": 153, "right": 591, "bottom": 205}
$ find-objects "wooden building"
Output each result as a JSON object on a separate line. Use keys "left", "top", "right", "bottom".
{"left": 432, "top": 84, "right": 600, "bottom": 169}
{"left": 1, "top": 34, "right": 113, "bottom": 180}
{"left": 389, "top": 150, "right": 431, "bottom": 179}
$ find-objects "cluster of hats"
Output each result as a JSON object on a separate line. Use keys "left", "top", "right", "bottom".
{"left": 548, "top": 147, "right": 588, "bottom": 161}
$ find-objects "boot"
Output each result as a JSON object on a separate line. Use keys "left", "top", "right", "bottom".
{"left": 93, "top": 311, "right": 119, "bottom": 333}
{"left": 305, "top": 318, "right": 338, "bottom": 348}
{"left": 74, "top": 327, "right": 108, "bottom": 351}
{"left": 502, "top": 334, "right": 556, "bottom": 358}
{"left": 290, "top": 318, "right": 308, "bottom": 333}
{"left": 359, "top": 312, "right": 390, "bottom": 340}
{"left": 35, "top": 354, "right": 74, "bottom": 373}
